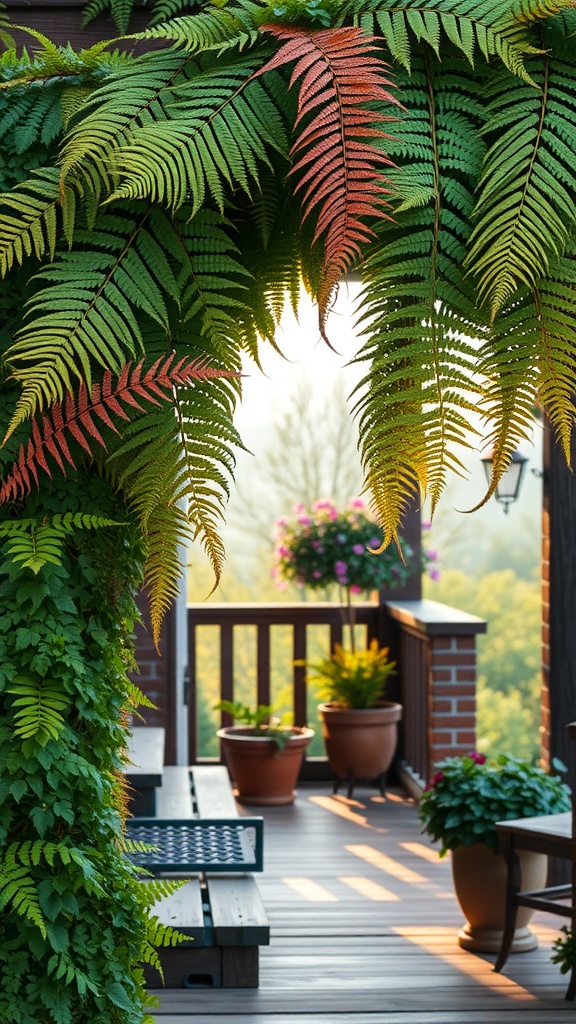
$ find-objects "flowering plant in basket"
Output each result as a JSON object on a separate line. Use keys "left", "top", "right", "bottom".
{"left": 419, "top": 751, "right": 571, "bottom": 858}
{"left": 272, "top": 498, "right": 414, "bottom": 597}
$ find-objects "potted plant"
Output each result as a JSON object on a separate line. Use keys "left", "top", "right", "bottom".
{"left": 215, "top": 700, "right": 314, "bottom": 806}
{"left": 272, "top": 498, "right": 426, "bottom": 795}
{"left": 419, "top": 751, "right": 571, "bottom": 952}
{"left": 309, "top": 640, "right": 401, "bottom": 797}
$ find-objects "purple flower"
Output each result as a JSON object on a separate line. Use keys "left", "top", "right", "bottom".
{"left": 334, "top": 560, "right": 347, "bottom": 576}
{"left": 352, "top": 543, "right": 364, "bottom": 555}
{"left": 429, "top": 568, "right": 440, "bottom": 582}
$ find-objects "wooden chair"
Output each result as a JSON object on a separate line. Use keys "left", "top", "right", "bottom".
{"left": 494, "top": 722, "right": 576, "bottom": 999}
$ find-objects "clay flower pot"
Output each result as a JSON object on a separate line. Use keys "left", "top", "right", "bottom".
{"left": 217, "top": 725, "right": 314, "bottom": 806}
{"left": 318, "top": 701, "right": 402, "bottom": 798}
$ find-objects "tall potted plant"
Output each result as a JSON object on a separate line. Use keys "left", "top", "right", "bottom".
{"left": 419, "top": 752, "right": 571, "bottom": 953}
{"left": 273, "top": 498, "right": 422, "bottom": 795}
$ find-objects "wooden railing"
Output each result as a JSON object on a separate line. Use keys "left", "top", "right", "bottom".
{"left": 187, "top": 598, "right": 486, "bottom": 787}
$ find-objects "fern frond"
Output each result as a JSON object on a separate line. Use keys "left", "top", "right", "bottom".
{"left": 0, "top": 855, "right": 46, "bottom": 938}
{"left": 534, "top": 250, "right": 576, "bottom": 463}
{"left": 58, "top": 49, "right": 192, "bottom": 201}
{"left": 129, "top": 10, "right": 258, "bottom": 53}
{"left": 353, "top": 58, "right": 484, "bottom": 538}
{"left": 358, "top": 0, "right": 542, "bottom": 81}
{"left": 0, "top": 354, "right": 237, "bottom": 505}
{"left": 0, "top": 513, "right": 124, "bottom": 572}
{"left": 256, "top": 23, "right": 401, "bottom": 339}
{"left": 465, "top": 56, "right": 576, "bottom": 318}
{"left": 107, "top": 55, "right": 287, "bottom": 215}
{"left": 7, "top": 674, "right": 71, "bottom": 744}
{"left": 3, "top": 207, "right": 187, "bottom": 433}
{"left": 82, "top": 0, "right": 137, "bottom": 33}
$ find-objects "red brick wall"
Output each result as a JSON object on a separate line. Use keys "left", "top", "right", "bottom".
{"left": 429, "top": 635, "right": 477, "bottom": 765}
{"left": 131, "top": 594, "right": 177, "bottom": 764}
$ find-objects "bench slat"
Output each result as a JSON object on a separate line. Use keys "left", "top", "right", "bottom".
{"left": 207, "top": 875, "right": 270, "bottom": 946}
{"left": 193, "top": 766, "right": 237, "bottom": 817}
{"left": 148, "top": 879, "right": 208, "bottom": 944}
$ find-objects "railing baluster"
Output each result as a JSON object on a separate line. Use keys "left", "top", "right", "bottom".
{"left": 257, "top": 623, "right": 271, "bottom": 710}
{"left": 293, "top": 623, "right": 307, "bottom": 727}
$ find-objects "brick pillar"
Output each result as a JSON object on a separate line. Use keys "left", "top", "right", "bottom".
{"left": 429, "top": 635, "right": 478, "bottom": 765}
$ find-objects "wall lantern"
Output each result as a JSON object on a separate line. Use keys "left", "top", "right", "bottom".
{"left": 480, "top": 448, "right": 529, "bottom": 514}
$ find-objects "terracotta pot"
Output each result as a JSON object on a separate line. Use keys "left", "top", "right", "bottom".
{"left": 451, "top": 842, "right": 548, "bottom": 952}
{"left": 217, "top": 726, "right": 314, "bottom": 806}
{"left": 317, "top": 702, "right": 402, "bottom": 796}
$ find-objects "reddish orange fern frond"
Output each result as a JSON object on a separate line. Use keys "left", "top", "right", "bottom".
{"left": 0, "top": 354, "right": 235, "bottom": 505}
{"left": 257, "top": 24, "right": 401, "bottom": 337}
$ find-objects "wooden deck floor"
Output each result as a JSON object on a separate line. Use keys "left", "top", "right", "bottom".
{"left": 152, "top": 784, "right": 574, "bottom": 1023}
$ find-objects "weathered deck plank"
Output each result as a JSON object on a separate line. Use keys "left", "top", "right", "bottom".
{"left": 152, "top": 784, "right": 573, "bottom": 1021}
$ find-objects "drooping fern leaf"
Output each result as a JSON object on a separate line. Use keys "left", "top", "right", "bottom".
{"left": 356, "top": 0, "right": 542, "bottom": 81}
{"left": 0, "top": 167, "right": 77, "bottom": 276}
{"left": 534, "top": 249, "right": 576, "bottom": 463}
{"left": 0, "top": 512, "right": 124, "bottom": 573}
{"left": 106, "top": 53, "right": 288, "bottom": 215}
{"left": 0, "top": 354, "right": 236, "bottom": 504}
{"left": 3, "top": 206, "right": 186, "bottom": 435}
{"left": 465, "top": 56, "right": 576, "bottom": 319}
{"left": 353, "top": 57, "right": 485, "bottom": 539}
{"left": 7, "top": 674, "right": 71, "bottom": 744}
{"left": 129, "top": 9, "right": 258, "bottom": 52}
{"left": 255, "top": 24, "right": 401, "bottom": 338}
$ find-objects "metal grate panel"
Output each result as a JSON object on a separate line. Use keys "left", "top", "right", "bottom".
{"left": 126, "top": 817, "right": 264, "bottom": 873}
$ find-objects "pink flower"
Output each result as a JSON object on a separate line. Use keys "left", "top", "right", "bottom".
{"left": 352, "top": 543, "right": 364, "bottom": 555}
{"left": 350, "top": 584, "right": 362, "bottom": 595}
{"left": 313, "top": 570, "right": 322, "bottom": 578}
{"left": 422, "top": 519, "right": 431, "bottom": 530}
{"left": 349, "top": 499, "right": 365, "bottom": 509}
{"left": 469, "top": 751, "right": 486, "bottom": 765}
{"left": 429, "top": 567, "right": 440, "bottom": 582}
{"left": 424, "top": 771, "right": 445, "bottom": 791}
{"left": 298, "top": 515, "right": 311, "bottom": 526}
{"left": 334, "top": 560, "right": 347, "bottom": 576}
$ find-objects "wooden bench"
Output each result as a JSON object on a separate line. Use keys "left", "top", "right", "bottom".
{"left": 124, "top": 727, "right": 165, "bottom": 816}
{"left": 138, "top": 765, "right": 270, "bottom": 989}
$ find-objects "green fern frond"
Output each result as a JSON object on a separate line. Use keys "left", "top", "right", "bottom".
{"left": 125, "top": 680, "right": 158, "bottom": 714}
{"left": 3, "top": 206, "right": 188, "bottom": 433}
{"left": 82, "top": 0, "right": 137, "bottom": 33}
{"left": 353, "top": 58, "right": 484, "bottom": 536}
{"left": 7, "top": 674, "right": 71, "bottom": 744}
{"left": 107, "top": 57, "right": 287, "bottom": 215}
{"left": 465, "top": 57, "right": 576, "bottom": 319}
{"left": 59, "top": 49, "right": 193, "bottom": 201}
{"left": 535, "top": 250, "right": 576, "bottom": 463}
{"left": 357, "top": 0, "right": 541, "bottom": 81}
{"left": 129, "top": 9, "right": 258, "bottom": 53}
{"left": 0, "top": 513, "right": 124, "bottom": 572}
{"left": 0, "top": 857, "right": 46, "bottom": 939}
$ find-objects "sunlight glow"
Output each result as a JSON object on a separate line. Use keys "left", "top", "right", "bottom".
{"left": 400, "top": 842, "right": 444, "bottom": 864}
{"left": 309, "top": 795, "right": 388, "bottom": 831}
{"left": 393, "top": 926, "right": 537, "bottom": 999}
{"left": 339, "top": 877, "right": 400, "bottom": 901}
{"left": 346, "top": 845, "right": 428, "bottom": 884}
{"left": 282, "top": 877, "right": 339, "bottom": 902}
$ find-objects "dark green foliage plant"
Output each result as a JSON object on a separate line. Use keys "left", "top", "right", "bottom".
{"left": 215, "top": 698, "right": 296, "bottom": 750}
{"left": 419, "top": 752, "right": 571, "bottom": 858}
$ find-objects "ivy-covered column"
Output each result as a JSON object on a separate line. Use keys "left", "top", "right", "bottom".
{"left": 0, "top": 480, "right": 168, "bottom": 1024}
